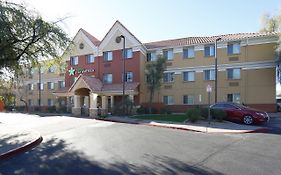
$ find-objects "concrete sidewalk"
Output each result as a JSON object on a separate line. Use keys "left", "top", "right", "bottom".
{"left": 99, "top": 116, "right": 270, "bottom": 134}
{"left": 0, "top": 124, "right": 42, "bottom": 161}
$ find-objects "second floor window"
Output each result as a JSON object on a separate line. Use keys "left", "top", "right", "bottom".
{"left": 28, "top": 84, "right": 34, "bottom": 91}
{"left": 37, "top": 83, "right": 44, "bottom": 90}
{"left": 103, "top": 51, "right": 113, "bottom": 61}
{"left": 125, "top": 48, "right": 133, "bottom": 59}
{"left": 163, "top": 49, "right": 173, "bottom": 60}
{"left": 86, "top": 54, "right": 95, "bottom": 63}
{"left": 147, "top": 51, "right": 157, "bottom": 61}
{"left": 70, "top": 56, "right": 78, "bottom": 65}
{"left": 204, "top": 45, "right": 215, "bottom": 57}
{"left": 183, "top": 71, "right": 195, "bottom": 81}
{"left": 163, "top": 72, "right": 174, "bottom": 83}
{"left": 47, "top": 82, "right": 54, "bottom": 90}
{"left": 204, "top": 70, "right": 215, "bottom": 81}
{"left": 58, "top": 81, "right": 65, "bottom": 89}
{"left": 48, "top": 66, "right": 55, "bottom": 73}
{"left": 228, "top": 42, "right": 240, "bottom": 55}
{"left": 227, "top": 68, "right": 241, "bottom": 80}
{"left": 183, "top": 47, "right": 195, "bottom": 58}
{"left": 103, "top": 73, "right": 112, "bottom": 84}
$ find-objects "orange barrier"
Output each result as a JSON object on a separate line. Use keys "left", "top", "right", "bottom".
{"left": 0, "top": 100, "right": 4, "bottom": 112}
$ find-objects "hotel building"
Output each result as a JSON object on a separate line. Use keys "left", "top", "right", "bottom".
{"left": 16, "top": 21, "right": 278, "bottom": 116}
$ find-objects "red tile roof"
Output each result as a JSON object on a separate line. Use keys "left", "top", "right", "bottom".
{"left": 144, "top": 32, "right": 278, "bottom": 49}
{"left": 82, "top": 75, "right": 103, "bottom": 91}
{"left": 80, "top": 28, "right": 101, "bottom": 46}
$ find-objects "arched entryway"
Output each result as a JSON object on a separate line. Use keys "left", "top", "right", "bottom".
{"left": 74, "top": 88, "right": 90, "bottom": 116}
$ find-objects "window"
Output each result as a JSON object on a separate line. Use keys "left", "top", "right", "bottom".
{"left": 228, "top": 42, "right": 240, "bottom": 55}
{"left": 58, "top": 81, "right": 65, "bottom": 89}
{"left": 103, "top": 51, "right": 113, "bottom": 61}
{"left": 37, "top": 83, "right": 44, "bottom": 90}
{"left": 163, "top": 49, "right": 173, "bottom": 60}
{"left": 47, "top": 82, "right": 54, "bottom": 90}
{"left": 125, "top": 48, "right": 133, "bottom": 59}
{"left": 183, "top": 71, "right": 195, "bottom": 81}
{"left": 163, "top": 96, "right": 174, "bottom": 105}
{"left": 204, "top": 45, "right": 215, "bottom": 57}
{"left": 86, "top": 54, "right": 95, "bottom": 63}
{"left": 183, "top": 95, "right": 194, "bottom": 105}
{"left": 227, "top": 93, "right": 241, "bottom": 103}
{"left": 125, "top": 72, "right": 133, "bottom": 82}
{"left": 147, "top": 51, "right": 157, "bottom": 61}
{"left": 183, "top": 47, "right": 195, "bottom": 58}
{"left": 28, "top": 99, "right": 32, "bottom": 106}
{"left": 28, "top": 69, "right": 33, "bottom": 78}
{"left": 48, "top": 99, "right": 54, "bottom": 106}
{"left": 103, "top": 73, "right": 112, "bottom": 84}
{"left": 28, "top": 84, "right": 34, "bottom": 91}
{"left": 204, "top": 70, "right": 215, "bottom": 80}
{"left": 163, "top": 72, "right": 174, "bottom": 83}
{"left": 70, "top": 56, "right": 78, "bottom": 65}
{"left": 48, "top": 66, "right": 55, "bottom": 73}
{"left": 227, "top": 68, "right": 240, "bottom": 80}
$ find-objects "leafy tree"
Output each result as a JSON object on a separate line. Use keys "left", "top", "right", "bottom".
{"left": 0, "top": 1, "right": 70, "bottom": 73}
{"left": 145, "top": 55, "right": 166, "bottom": 113}
{"left": 260, "top": 12, "right": 281, "bottom": 82}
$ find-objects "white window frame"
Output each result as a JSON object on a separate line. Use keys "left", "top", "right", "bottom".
{"left": 86, "top": 54, "right": 95, "bottom": 63}
{"left": 183, "top": 47, "right": 195, "bottom": 59}
{"left": 103, "top": 73, "right": 113, "bottom": 84}
{"left": 103, "top": 51, "right": 113, "bottom": 61}
{"left": 204, "top": 70, "right": 215, "bottom": 81}
{"left": 125, "top": 48, "right": 133, "bottom": 59}
{"left": 163, "top": 49, "right": 174, "bottom": 60}
{"left": 147, "top": 51, "right": 157, "bottom": 61}
{"left": 47, "top": 82, "right": 54, "bottom": 90}
{"left": 70, "top": 56, "right": 78, "bottom": 65}
{"left": 163, "top": 96, "right": 174, "bottom": 105}
{"left": 163, "top": 72, "right": 174, "bottom": 83}
{"left": 58, "top": 81, "right": 65, "bottom": 89}
{"left": 183, "top": 95, "right": 195, "bottom": 105}
{"left": 227, "top": 68, "right": 241, "bottom": 80}
{"left": 183, "top": 71, "right": 195, "bottom": 81}
{"left": 204, "top": 45, "right": 215, "bottom": 57}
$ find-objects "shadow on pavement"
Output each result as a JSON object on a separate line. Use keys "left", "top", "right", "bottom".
{"left": 0, "top": 137, "right": 223, "bottom": 175}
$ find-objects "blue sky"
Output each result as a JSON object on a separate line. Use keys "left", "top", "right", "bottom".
{"left": 14, "top": 0, "right": 281, "bottom": 42}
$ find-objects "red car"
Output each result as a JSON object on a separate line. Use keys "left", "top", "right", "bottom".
{"left": 210, "top": 102, "right": 270, "bottom": 125}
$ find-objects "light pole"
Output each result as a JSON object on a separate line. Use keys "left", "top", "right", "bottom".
{"left": 116, "top": 35, "right": 126, "bottom": 115}
{"left": 38, "top": 64, "right": 42, "bottom": 112}
{"left": 215, "top": 37, "right": 221, "bottom": 103}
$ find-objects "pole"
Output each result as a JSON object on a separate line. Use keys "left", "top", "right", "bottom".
{"left": 38, "top": 64, "right": 41, "bottom": 112}
{"left": 208, "top": 91, "right": 211, "bottom": 125}
{"left": 121, "top": 35, "right": 125, "bottom": 115}
{"left": 214, "top": 37, "right": 221, "bottom": 103}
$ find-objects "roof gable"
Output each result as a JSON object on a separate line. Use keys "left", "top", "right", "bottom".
{"left": 98, "top": 20, "right": 146, "bottom": 55}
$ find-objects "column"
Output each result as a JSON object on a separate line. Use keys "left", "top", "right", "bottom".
{"left": 84, "top": 96, "right": 89, "bottom": 108}
{"left": 72, "top": 95, "right": 81, "bottom": 116}
{"left": 101, "top": 96, "right": 108, "bottom": 115}
{"left": 129, "top": 94, "right": 134, "bottom": 102}
{"left": 110, "top": 96, "right": 114, "bottom": 109}
{"left": 89, "top": 93, "right": 98, "bottom": 117}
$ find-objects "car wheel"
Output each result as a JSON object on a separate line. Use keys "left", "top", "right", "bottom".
{"left": 243, "top": 115, "right": 253, "bottom": 125}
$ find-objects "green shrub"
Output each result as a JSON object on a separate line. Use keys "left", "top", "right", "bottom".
{"left": 200, "top": 108, "right": 209, "bottom": 119}
{"left": 136, "top": 106, "right": 148, "bottom": 114}
{"left": 211, "top": 109, "right": 227, "bottom": 122}
{"left": 186, "top": 108, "right": 201, "bottom": 123}
{"left": 47, "top": 106, "right": 56, "bottom": 113}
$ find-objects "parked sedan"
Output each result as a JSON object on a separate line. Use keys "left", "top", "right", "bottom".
{"left": 210, "top": 102, "right": 270, "bottom": 125}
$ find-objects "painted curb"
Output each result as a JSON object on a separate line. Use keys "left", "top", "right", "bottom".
{"left": 0, "top": 135, "right": 43, "bottom": 161}
{"left": 96, "top": 118, "right": 270, "bottom": 134}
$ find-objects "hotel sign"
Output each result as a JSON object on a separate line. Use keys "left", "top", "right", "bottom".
{"left": 68, "top": 67, "right": 95, "bottom": 76}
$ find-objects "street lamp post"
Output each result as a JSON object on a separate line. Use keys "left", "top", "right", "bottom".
{"left": 116, "top": 35, "right": 126, "bottom": 115}
{"left": 215, "top": 37, "right": 221, "bottom": 103}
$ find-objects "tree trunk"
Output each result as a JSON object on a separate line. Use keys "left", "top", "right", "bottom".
{"left": 149, "top": 87, "right": 154, "bottom": 114}
{"left": 20, "top": 97, "right": 28, "bottom": 113}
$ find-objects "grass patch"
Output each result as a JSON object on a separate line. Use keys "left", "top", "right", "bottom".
{"left": 132, "top": 114, "right": 187, "bottom": 122}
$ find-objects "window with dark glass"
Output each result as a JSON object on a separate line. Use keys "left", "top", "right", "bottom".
{"left": 163, "top": 72, "right": 174, "bottom": 82}
{"left": 227, "top": 68, "right": 241, "bottom": 80}
{"left": 103, "top": 73, "right": 113, "bottom": 84}
{"left": 103, "top": 51, "right": 113, "bottom": 61}
{"left": 147, "top": 51, "right": 157, "bottom": 61}
{"left": 204, "top": 70, "right": 215, "bottom": 80}
{"left": 163, "top": 96, "right": 174, "bottom": 105}
{"left": 70, "top": 56, "right": 78, "bottom": 65}
{"left": 163, "top": 49, "right": 173, "bottom": 60}
{"left": 183, "top": 47, "right": 195, "bottom": 58}
{"left": 86, "top": 54, "right": 95, "bottom": 63}
{"left": 183, "top": 95, "right": 194, "bottom": 105}
{"left": 183, "top": 71, "right": 195, "bottom": 81}
{"left": 204, "top": 45, "right": 215, "bottom": 57}
{"left": 227, "top": 42, "right": 240, "bottom": 55}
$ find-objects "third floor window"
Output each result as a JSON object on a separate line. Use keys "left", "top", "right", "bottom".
{"left": 163, "top": 49, "right": 173, "bottom": 60}
{"left": 204, "top": 70, "right": 215, "bottom": 81}
{"left": 163, "top": 72, "right": 174, "bottom": 83}
{"left": 183, "top": 47, "right": 195, "bottom": 59}
{"left": 103, "top": 51, "right": 113, "bottom": 61}
{"left": 103, "top": 73, "right": 112, "bottom": 84}
{"left": 227, "top": 68, "right": 241, "bottom": 80}
{"left": 183, "top": 71, "right": 195, "bottom": 81}
{"left": 125, "top": 48, "right": 133, "bottom": 59}
{"left": 86, "top": 54, "right": 95, "bottom": 64}
{"left": 147, "top": 51, "right": 157, "bottom": 61}
{"left": 204, "top": 45, "right": 215, "bottom": 57}
{"left": 70, "top": 56, "right": 78, "bottom": 65}
{"left": 227, "top": 42, "right": 240, "bottom": 55}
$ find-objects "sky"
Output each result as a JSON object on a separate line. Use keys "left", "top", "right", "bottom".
{"left": 11, "top": 0, "right": 281, "bottom": 43}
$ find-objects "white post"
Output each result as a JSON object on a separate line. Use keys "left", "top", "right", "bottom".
{"left": 84, "top": 96, "right": 89, "bottom": 108}
{"left": 102, "top": 96, "right": 108, "bottom": 109}
{"left": 110, "top": 96, "right": 114, "bottom": 109}
{"left": 129, "top": 94, "right": 134, "bottom": 102}
{"left": 74, "top": 95, "right": 81, "bottom": 108}
{"left": 90, "top": 93, "right": 98, "bottom": 109}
